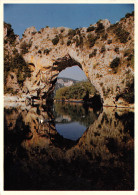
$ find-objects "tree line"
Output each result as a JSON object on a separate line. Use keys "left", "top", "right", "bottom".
{"left": 54, "top": 80, "right": 96, "bottom": 101}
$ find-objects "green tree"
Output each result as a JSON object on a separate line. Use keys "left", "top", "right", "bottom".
{"left": 55, "top": 81, "right": 96, "bottom": 100}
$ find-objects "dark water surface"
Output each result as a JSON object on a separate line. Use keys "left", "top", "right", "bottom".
{"left": 4, "top": 102, "right": 134, "bottom": 190}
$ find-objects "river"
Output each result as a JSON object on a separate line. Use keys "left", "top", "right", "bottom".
{"left": 4, "top": 102, "right": 134, "bottom": 190}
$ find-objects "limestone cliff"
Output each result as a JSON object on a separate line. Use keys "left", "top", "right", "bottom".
{"left": 4, "top": 12, "right": 134, "bottom": 107}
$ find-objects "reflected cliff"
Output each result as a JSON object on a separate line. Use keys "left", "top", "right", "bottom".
{"left": 4, "top": 102, "right": 134, "bottom": 190}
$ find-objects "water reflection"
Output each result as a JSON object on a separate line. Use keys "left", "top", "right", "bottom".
{"left": 4, "top": 102, "right": 134, "bottom": 190}
{"left": 54, "top": 102, "right": 100, "bottom": 140}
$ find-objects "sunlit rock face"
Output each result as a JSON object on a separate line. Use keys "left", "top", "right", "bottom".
{"left": 4, "top": 14, "right": 134, "bottom": 107}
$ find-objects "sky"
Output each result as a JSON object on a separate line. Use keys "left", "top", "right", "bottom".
{"left": 58, "top": 66, "right": 87, "bottom": 81}
{"left": 4, "top": 4, "right": 134, "bottom": 81}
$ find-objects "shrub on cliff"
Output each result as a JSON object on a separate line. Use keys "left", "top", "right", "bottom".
{"left": 110, "top": 57, "right": 120, "bottom": 73}
{"left": 52, "top": 35, "right": 59, "bottom": 45}
{"left": 4, "top": 87, "right": 18, "bottom": 95}
{"left": 100, "top": 46, "right": 106, "bottom": 53}
{"left": 114, "top": 24, "right": 130, "bottom": 43}
{"left": 44, "top": 48, "right": 51, "bottom": 55}
{"left": 124, "top": 49, "right": 134, "bottom": 57}
{"left": 4, "top": 52, "right": 31, "bottom": 88}
{"left": 102, "top": 86, "right": 111, "bottom": 97}
{"left": 95, "top": 22, "right": 104, "bottom": 33}
{"left": 68, "top": 29, "right": 76, "bottom": 38}
{"left": 4, "top": 52, "right": 12, "bottom": 85}
{"left": 32, "top": 32, "right": 36, "bottom": 35}
{"left": 87, "top": 34, "right": 97, "bottom": 48}
{"left": 87, "top": 26, "right": 95, "bottom": 32}
{"left": 74, "top": 36, "right": 83, "bottom": 47}
{"left": 67, "top": 39, "right": 71, "bottom": 46}
{"left": 127, "top": 54, "right": 133, "bottom": 61}
{"left": 89, "top": 49, "right": 97, "bottom": 58}
{"left": 114, "top": 47, "right": 119, "bottom": 54}
{"left": 110, "top": 57, "right": 120, "bottom": 68}
{"left": 13, "top": 54, "right": 31, "bottom": 87}
{"left": 4, "top": 22, "right": 16, "bottom": 45}
{"left": 102, "top": 33, "right": 108, "bottom": 40}
{"left": 116, "top": 75, "right": 134, "bottom": 103}
{"left": 125, "top": 11, "right": 134, "bottom": 18}
{"left": 123, "top": 49, "right": 134, "bottom": 69}
{"left": 107, "top": 40, "right": 112, "bottom": 44}
{"left": 75, "top": 28, "right": 81, "bottom": 35}
{"left": 38, "top": 50, "right": 42, "bottom": 54}
{"left": 60, "top": 28, "right": 65, "bottom": 33}
{"left": 20, "top": 41, "right": 32, "bottom": 55}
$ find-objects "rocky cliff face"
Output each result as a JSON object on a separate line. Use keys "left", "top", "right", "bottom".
{"left": 55, "top": 77, "right": 78, "bottom": 91}
{"left": 4, "top": 12, "right": 134, "bottom": 107}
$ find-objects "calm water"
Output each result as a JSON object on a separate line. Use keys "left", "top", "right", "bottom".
{"left": 54, "top": 102, "right": 98, "bottom": 140}
{"left": 4, "top": 102, "right": 134, "bottom": 190}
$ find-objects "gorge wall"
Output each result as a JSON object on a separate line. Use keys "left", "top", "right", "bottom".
{"left": 4, "top": 12, "right": 134, "bottom": 107}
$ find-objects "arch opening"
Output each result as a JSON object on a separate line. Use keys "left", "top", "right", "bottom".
{"left": 53, "top": 65, "right": 93, "bottom": 101}
{"left": 48, "top": 60, "right": 103, "bottom": 108}
{"left": 30, "top": 54, "right": 103, "bottom": 108}
{"left": 52, "top": 64, "right": 103, "bottom": 141}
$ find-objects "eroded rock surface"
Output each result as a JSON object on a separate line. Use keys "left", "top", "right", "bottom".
{"left": 4, "top": 12, "right": 134, "bottom": 107}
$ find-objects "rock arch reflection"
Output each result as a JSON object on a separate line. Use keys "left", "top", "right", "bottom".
{"left": 4, "top": 102, "right": 134, "bottom": 190}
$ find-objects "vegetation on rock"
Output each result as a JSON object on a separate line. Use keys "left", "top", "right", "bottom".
{"left": 116, "top": 77, "right": 134, "bottom": 103}
{"left": 89, "top": 49, "right": 97, "bottom": 58}
{"left": 4, "top": 50, "right": 31, "bottom": 89}
{"left": 102, "top": 86, "right": 113, "bottom": 98}
{"left": 4, "top": 11, "right": 134, "bottom": 106}
{"left": 52, "top": 35, "right": 59, "bottom": 45}
{"left": 107, "top": 40, "right": 112, "bottom": 44}
{"left": 101, "top": 33, "right": 108, "bottom": 40}
{"left": 87, "top": 26, "right": 95, "bottom": 32}
{"left": 44, "top": 48, "right": 51, "bottom": 55}
{"left": 4, "top": 22, "right": 16, "bottom": 45}
{"left": 108, "top": 21, "right": 130, "bottom": 44}
{"left": 114, "top": 47, "right": 119, "bottom": 54}
{"left": 125, "top": 11, "right": 134, "bottom": 18}
{"left": 110, "top": 57, "right": 120, "bottom": 73}
{"left": 87, "top": 34, "right": 98, "bottom": 48}
{"left": 68, "top": 29, "right": 76, "bottom": 38}
{"left": 4, "top": 87, "right": 18, "bottom": 95}
{"left": 100, "top": 46, "right": 106, "bottom": 53}
{"left": 3, "top": 19, "right": 32, "bottom": 89}
{"left": 74, "top": 36, "right": 83, "bottom": 47}
{"left": 20, "top": 41, "right": 32, "bottom": 54}
{"left": 95, "top": 22, "right": 105, "bottom": 33}
{"left": 67, "top": 39, "right": 71, "bottom": 46}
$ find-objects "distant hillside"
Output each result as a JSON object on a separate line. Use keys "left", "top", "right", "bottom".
{"left": 55, "top": 77, "right": 81, "bottom": 91}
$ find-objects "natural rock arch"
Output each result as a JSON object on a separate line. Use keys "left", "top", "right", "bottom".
{"left": 4, "top": 13, "right": 134, "bottom": 107}
{"left": 24, "top": 52, "right": 104, "bottom": 103}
